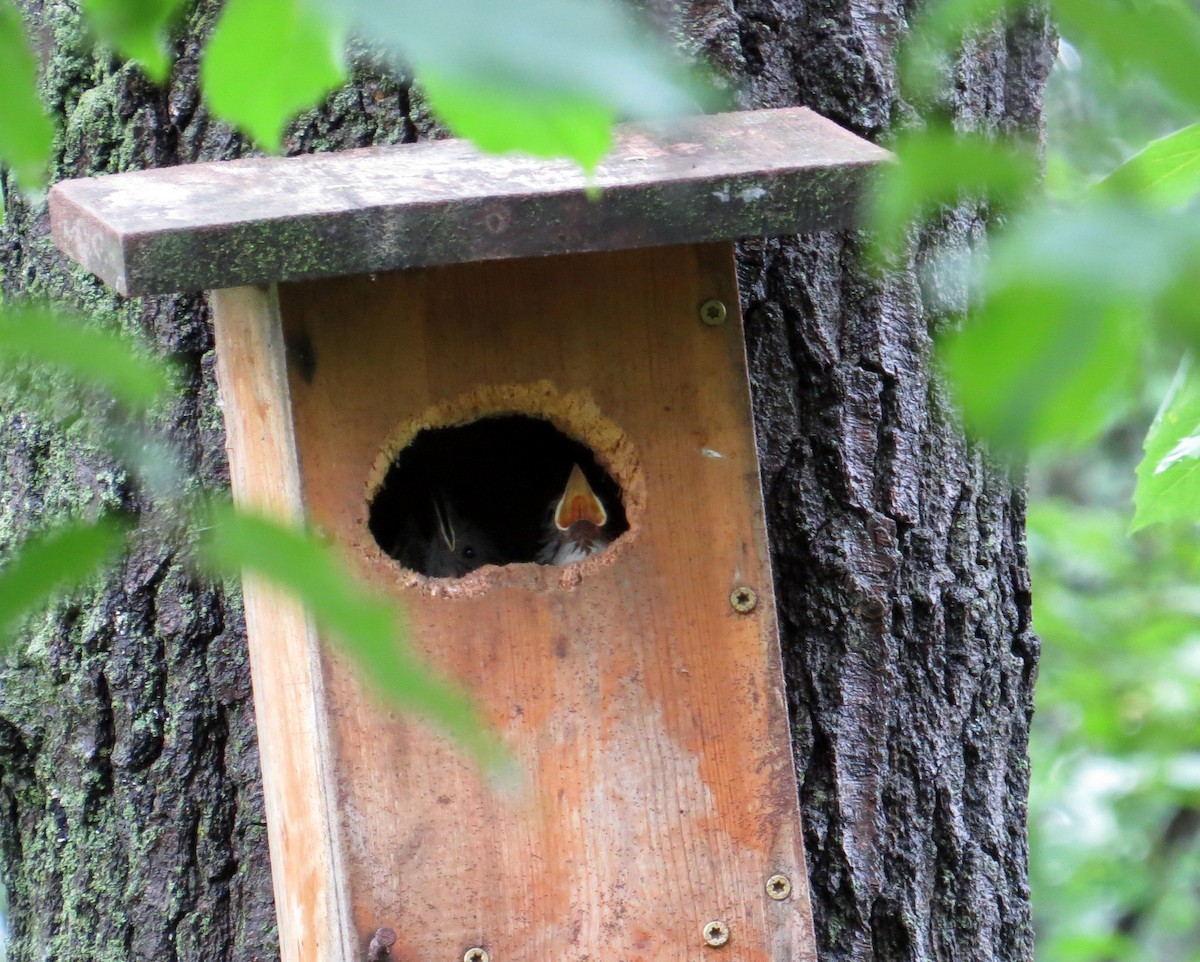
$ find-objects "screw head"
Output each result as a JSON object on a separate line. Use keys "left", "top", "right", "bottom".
{"left": 699, "top": 299, "right": 727, "bottom": 326}
{"left": 368, "top": 927, "right": 398, "bottom": 962}
{"left": 766, "top": 874, "right": 792, "bottom": 900}
{"left": 703, "top": 920, "right": 730, "bottom": 947}
{"left": 730, "top": 586, "right": 758, "bottom": 614}
{"left": 464, "top": 948, "right": 489, "bottom": 962}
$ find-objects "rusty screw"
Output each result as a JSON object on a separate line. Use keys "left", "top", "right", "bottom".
{"left": 766, "top": 874, "right": 792, "bottom": 900}
{"left": 699, "top": 299, "right": 727, "bottom": 326}
{"left": 464, "top": 948, "right": 490, "bottom": 962}
{"left": 368, "top": 928, "right": 397, "bottom": 961}
{"left": 730, "top": 586, "right": 758, "bottom": 614}
{"left": 703, "top": 921, "right": 730, "bottom": 947}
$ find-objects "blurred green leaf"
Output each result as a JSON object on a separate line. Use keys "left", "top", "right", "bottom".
{"left": 899, "top": 0, "right": 1200, "bottom": 955}
{"left": 1044, "top": 931, "right": 1140, "bottom": 961}
{"left": 1027, "top": 493, "right": 1200, "bottom": 960}
{"left": 944, "top": 286, "right": 1142, "bottom": 452}
{"left": 0, "top": 517, "right": 127, "bottom": 647}
{"left": 331, "top": 0, "right": 714, "bottom": 171}
{"left": 868, "top": 127, "right": 1038, "bottom": 258}
{"left": 1043, "top": 29, "right": 1195, "bottom": 204}
{"left": 901, "top": 0, "right": 1020, "bottom": 98}
{"left": 940, "top": 206, "right": 1200, "bottom": 452}
{"left": 0, "top": 306, "right": 172, "bottom": 410}
{"left": 197, "top": 0, "right": 712, "bottom": 164}
{"left": 906, "top": 0, "right": 1200, "bottom": 114}
{"left": 1098, "top": 123, "right": 1200, "bottom": 208}
{"left": 79, "top": 0, "right": 187, "bottom": 83}
{"left": 420, "top": 73, "right": 614, "bottom": 171}
{"left": 0, "top": 0, "right": 54, "bottom": 189}
{"left": 1055, "top": 0, "right": 1200, "bottom": 111}
{"left": 1134, "top": 357, "right": 1200, "bottom": 530}
{"left": 198, "top": 505, "right": 509, "bottom": 773}
{"left": 200, "top": 0, "right": 346, "bottom": 152}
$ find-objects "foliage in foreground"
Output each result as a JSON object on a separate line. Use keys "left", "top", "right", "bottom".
{"left": 1023, "top": 31, "right": 1200, "bottom": 961}
{"left": 1030, "top": 495, "right": 1200, "bottom": 961}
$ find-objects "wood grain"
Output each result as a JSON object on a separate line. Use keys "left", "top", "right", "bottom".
{"left": 49, "top": 107, "right": 890, "bottom": 295}
{"left": 209, "top": 286, "right": 357, "bottom": 962}
{"left": 276, "top": 244, "right": 817, "bottom": 962}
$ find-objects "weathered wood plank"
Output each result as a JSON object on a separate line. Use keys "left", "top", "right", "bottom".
{"left": 276, "top": 244, "right": 817, "bottom": 962}
{"left": 209, "top": 286, "right": 357, "bottom": 962}
{"left": 50, "top": 107, "right": 889, "bottom": 295}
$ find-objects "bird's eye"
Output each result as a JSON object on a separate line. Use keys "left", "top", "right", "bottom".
{"left": 463, "top": 546, "right": 476, "bottom": 559}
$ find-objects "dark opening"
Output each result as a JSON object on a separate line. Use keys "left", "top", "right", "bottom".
{"left": 369, "top": 415, "right": 629, "bottom": 577}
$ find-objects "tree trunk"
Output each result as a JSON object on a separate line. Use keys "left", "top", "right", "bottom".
{"left": 0, "top": 2, "right": 1053, "bottom": 960}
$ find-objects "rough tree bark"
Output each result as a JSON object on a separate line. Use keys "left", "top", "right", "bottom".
{"left": 0, "top": 1, "right": 1053, "bottom": 960}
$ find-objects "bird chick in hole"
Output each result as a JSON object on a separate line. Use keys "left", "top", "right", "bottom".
{"left": 421, "top": 496, "right": 503, "bottom": 577}
{"left": 538, "top": 464, "right": 614, "bottom": 566}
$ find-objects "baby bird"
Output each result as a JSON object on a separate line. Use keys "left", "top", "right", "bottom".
{"left": 537, "top": 464, "right": 613, "bottom": 566}
{"left": 422, "top": 495, "right": 503, "bottom": 578}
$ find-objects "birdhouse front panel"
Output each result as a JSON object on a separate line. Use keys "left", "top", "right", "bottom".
{"left": 275, "top": 242, "right": 816, "bottom": 962}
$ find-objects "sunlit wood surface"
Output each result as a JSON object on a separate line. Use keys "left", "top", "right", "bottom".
{"left": 272, "top": 243, "right": 816, "bottom": 962}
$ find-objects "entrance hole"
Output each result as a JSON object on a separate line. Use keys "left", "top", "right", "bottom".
{"left": 368, "top": 415, "right": 629, "bottom": 577}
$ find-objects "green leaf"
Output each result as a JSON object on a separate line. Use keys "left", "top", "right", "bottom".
{"left": 944, "top": 287, "right": 1143, "bottom": 453}
{"left": 1097, "top": 123, "right": 1200, "bottom": 208}
{"left": 1055, "top": 0, "right": 1200, "bottom": 111}
{"left": 1134, "top": 357, "right": 1200, "bottom": 530}
{"left": 0, "top": 517, "right": 127, "bottom": 647}
{"left": 0, "top": 306, "right": 172, "bottom": 410}
{"left": 868, "top": 127, "right": 1039, "bottom": 257}
{"left": 329, "top": 0, "right": 714, "bottom": 170}
{"left": 198, "top": 505, "right": 510, "bottom": 774}
{"left": 200, "top": 0, "right": 347, "bottom": 152}
{"left": 940, "top": 206, "right": 1196, "bottom": 452}
{"left": 79, "top": 0, "right": 188, "bottom": 83}
{"left": 0, "top": 0, "right": 54, "bottom": 188}
{"left": 420, "top": 72, "right": 614, "bottom": 172}
{"left": 900, "top": 0, "right": 1021, "bottom": 98}
{"left": 908, "top": 0, "right": 1200, "bottom": 112}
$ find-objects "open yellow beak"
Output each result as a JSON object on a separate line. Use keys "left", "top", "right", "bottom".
{"left": 554, "top": 464, "right": 608, "bottom": 531}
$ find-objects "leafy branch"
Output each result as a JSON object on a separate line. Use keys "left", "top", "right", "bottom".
{"left": 883, "top": 0, "right": 1200, "bottom": 530}
{"left": 0, "top": 0, "right": 712, "bottom": 183}
{"left": 0, "top": 304, "right": 507, "bottom": 773}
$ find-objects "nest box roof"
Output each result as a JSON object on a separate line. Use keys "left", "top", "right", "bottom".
{"left": 50, "top": 106, "right": 890, "bottom": 296}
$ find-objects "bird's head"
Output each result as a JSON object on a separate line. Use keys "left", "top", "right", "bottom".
{"left": 538, "top": 463, "right": 613, "bottom": 566}
{"left": 553, "top": 463, "right": 608, "bottom": 533}
{"left": 422, "top": 494, "right": 502, "bottom": 577}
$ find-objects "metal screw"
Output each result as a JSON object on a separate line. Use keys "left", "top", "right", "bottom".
{"left": 703, "top": 921, "right": 730, "bottom": 947}
{"left": 730, "top": 586, "right": 758, "bottom": 614}
{"left": 464, "top": 948, "right": 490, "bottom": 962}
{"left": 699, "top": 299, "right": 727, "bottom": 326}
{"left": 766, "top": 874, "right": 792, "bottom": 900}
{"left": 368, "top": 928, "right": 397, "bottom": 961}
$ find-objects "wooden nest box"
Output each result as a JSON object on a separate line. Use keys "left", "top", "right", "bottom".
{"left": 51, "top": 108, "right": 890, "bottom": 962}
